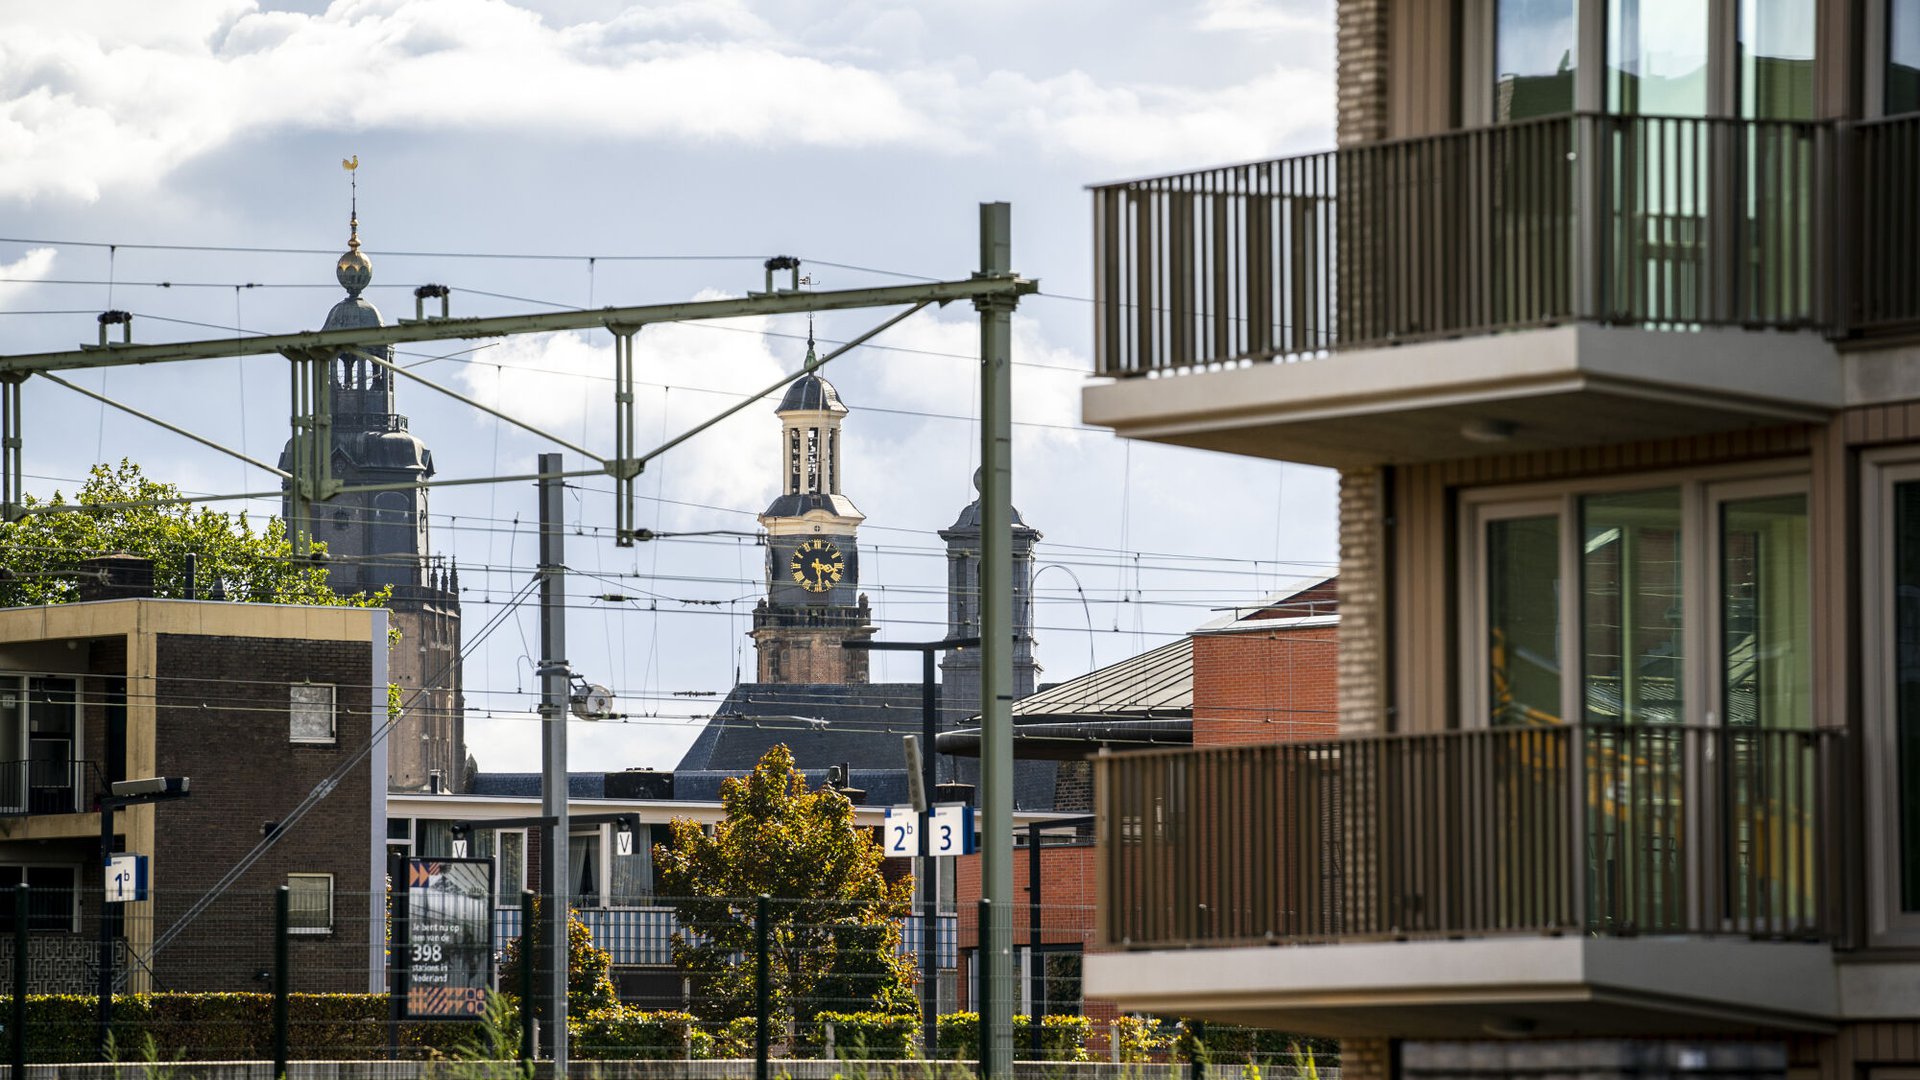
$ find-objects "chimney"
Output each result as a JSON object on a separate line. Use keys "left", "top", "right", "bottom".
{"left": 76, "top": 555, "right": 155, "bottom": 601}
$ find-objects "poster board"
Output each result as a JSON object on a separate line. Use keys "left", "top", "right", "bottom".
{"left": 393, "top": 856, "right": 495, "bottom": 1020}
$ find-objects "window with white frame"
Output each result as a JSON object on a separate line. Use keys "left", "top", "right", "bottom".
{"left": 495, "top": 829, "right": 527, "bottom": 902}
{"left": 287, "top": 873, "right": 333, "bottom": 934}
{"left": 289, "top": 684, "right": 336, "bottom": 745}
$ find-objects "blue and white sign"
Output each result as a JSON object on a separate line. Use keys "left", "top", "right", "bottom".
{"left": 104, "top": 853, "right": 147, "bottom": 903}
{"left": 883, "top": 805, "right": 920, "bottom": 857}
{"left": 929, "top": 804, "right": 976, "bottom": 855}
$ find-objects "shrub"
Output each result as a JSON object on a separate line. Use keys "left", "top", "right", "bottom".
{"left": 1112, "top": 1015, "right": 1173, "bottom": 1063}
{"left": 569, "top": 1007, "right": 698, "bottom": 1060}
{"left": 807, "top": 1010, "right": 918, "bottom": 1059}
{"left": 934, "top": 1012, "right": 1091, "bottom": 1062}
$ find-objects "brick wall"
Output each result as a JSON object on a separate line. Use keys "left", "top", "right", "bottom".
{"left": 1338, "top": 468, "right": 1387, "bottom": 736}
{"left": 1337, "top": 0, "right": 1390, "bottom": 146}
{"left": 152, "top": 633, "right": 375, "bottom": 993}
{"left": 1191, "top": 624, "right": 1339, "bottom": 746}
{"left": 1342, "top": 1036, "right": 1394, "bottom": 1080}
{"left": 386, "top": 599, "right": 464, "bottom": 793}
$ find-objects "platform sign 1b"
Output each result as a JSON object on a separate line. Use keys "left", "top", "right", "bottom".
{"left": 883, "top": 805, "right": 921, "bottom": 857}
{"left": 104, "top": 853, "right": 147, "bottom": 903}
{"left": 928, "top": 803, "right": 976, "bottom": 856}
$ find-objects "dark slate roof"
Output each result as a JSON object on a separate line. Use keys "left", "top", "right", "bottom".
{"left": 323, "top": 296, "right": 384, "bottom": 331}
{"left": 777, "top": 374, "right": 847, "bottom": 414}
{"left": 467, "top": 772, "right": 609, "bottom": 798}
{"left": 943, "top": 496, "right": 1035, "bottom": 533}
{"left": 677, "top": 683, "right": 943, "bottom": 773}
{"left": 761, "top": 491, "right": 862, "bottom": 519}
{"left": 675, "top": 682, "right": 1059, "bottom": 810}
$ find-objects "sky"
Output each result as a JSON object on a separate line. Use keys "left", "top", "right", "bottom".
{"left": 0, "top": 0, "right": 1340, "bottom": 774}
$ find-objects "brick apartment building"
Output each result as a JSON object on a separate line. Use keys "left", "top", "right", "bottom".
{"left": 1083, "top": 0, "right": 1920, "bottom": 1076}
{"left": 0, "top": 566, "right": 387, "bottom": 995}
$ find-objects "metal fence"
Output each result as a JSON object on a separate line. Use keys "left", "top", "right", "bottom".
{"left": 0, "top": 886, "right": 1335, "bottom": 1074}
{"left": 1096, "top": 723, "right": 1846, "bottom": 949}
{"left": 1089, "top": 111, "right": 1887, "bottom": 377}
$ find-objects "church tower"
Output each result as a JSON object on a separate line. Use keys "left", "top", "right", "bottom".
{"left": 279, "top": 193, "right": 467, "bottom": 793}
{"left": 750, "top": 354, "right": 875, "bottom": 683}
{"left": 940, "top": 473, "right": 1041, "bottom": 715}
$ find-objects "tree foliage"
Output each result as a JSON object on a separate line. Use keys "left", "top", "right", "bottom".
{"left": 654, "top": 744, "right": 916, "bottom": 1022}
{"left": 496, "top": 898, "right": 619, "bottom": 1015}
{"left": 0, "top": 461, "right": 382, "bottom": 607}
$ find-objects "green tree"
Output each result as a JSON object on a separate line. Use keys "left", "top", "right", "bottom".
{"left": 654, "top": 744, "right": 916, "bottom": 1022}
{"left": 497, "top": 899, "right": 619, "bottom": 1015}
{"left": 0, "top": 460, "right": 382, "bottom": 607}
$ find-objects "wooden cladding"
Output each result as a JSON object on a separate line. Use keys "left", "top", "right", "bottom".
{"left": 1096, "top": 724, "right": 1844, "bottom": 949}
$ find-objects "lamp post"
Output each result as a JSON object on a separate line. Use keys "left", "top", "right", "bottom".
{"left": 97, "top": 776, "right": 190, "bottom": 1056}
{"left": 844, "top": 635, "right": 978, "bottom": 1058}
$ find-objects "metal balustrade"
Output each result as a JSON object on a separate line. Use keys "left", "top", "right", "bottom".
{"left": 1089, "top": 112, "right": 1908, "bottom": 377}
{"left": 0, "top": 759, "right": 95, "bottom": 816}
{"left": 1096, "top": 723, "right": 1845, "bottom": 949}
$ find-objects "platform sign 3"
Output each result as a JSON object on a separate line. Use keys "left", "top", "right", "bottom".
{"left": 928, "top": 804, "right": 976, "bottom": 856}
{"left": 883, "top": 806, "right": 921, "bottom": 857}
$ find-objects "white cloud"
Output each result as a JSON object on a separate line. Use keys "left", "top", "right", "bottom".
{"left": 0, "top": 0, "right": 1332, "bottom": 203}
{"left": 1196, "top": 0, "right": 1328, "bottom": 37}
{"left": 0, "top": 247, "right": 57, "bottom": 304}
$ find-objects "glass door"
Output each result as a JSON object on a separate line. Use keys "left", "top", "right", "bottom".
{"left": 1711, "top": 483, "right": 1814, "bottom": 931}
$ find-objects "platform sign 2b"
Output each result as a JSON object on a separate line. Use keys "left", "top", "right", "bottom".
{"left": 884, "top": 806, "right": 921, "bottom": 857}
{"left": 394, "top": 857, "right": 494, "bottom": 1020}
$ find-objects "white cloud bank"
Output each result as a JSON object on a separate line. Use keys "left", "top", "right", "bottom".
{"left": 0, "top": 0, "right": 1332, "bottom": 203}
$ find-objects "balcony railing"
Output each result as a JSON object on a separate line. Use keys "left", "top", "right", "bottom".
{"left": 1093, "top": 112, "right": 1919, "bottom": 377}
{"left": 1095, "top": 724, "right": 1844, "bottom": 950}
{"left": 0, "top": 760, "right": 95, "bottom": 816}
{"left": 493, "top": 904, "right": 959, "bottom": 968}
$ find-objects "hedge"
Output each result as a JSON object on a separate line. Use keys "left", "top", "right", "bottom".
{"left": 569, "top": 1007, "right": 707, "bottom": 1060}
{"left": 5, "top": 993, "right": 475, "bottom": 1062}
{"left": 806, "top": 1011, "right": 918, "bottom": 1059}
{"left": 935, "top": 1012, "right": 1091, "bottom": 1062}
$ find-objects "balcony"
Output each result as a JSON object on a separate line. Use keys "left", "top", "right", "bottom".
{"left": 1084, "top": 113, "right": 1920, "bottom": 467}
{"left": 0, "top": 759, "right": 96, "bottom": 817}
{"left": 1087, "top": 725, "right": 1847, "bottom": 1037}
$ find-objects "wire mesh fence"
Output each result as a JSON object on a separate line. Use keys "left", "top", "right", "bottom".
{"left": 0, "top": 885, "right": 1337, "bottom": 1076}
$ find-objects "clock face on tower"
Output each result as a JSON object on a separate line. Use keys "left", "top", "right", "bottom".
{"left": 788, "top": 538, "right": 846, "bottom": 593}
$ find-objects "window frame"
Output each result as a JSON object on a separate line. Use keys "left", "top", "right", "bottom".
{"left": 287, "top": 873, "right": 335, "bottom": 936}
{"left": 1459, "top": 459, "right": 1808, "bottom": 731}
{"left": 289, "top": 683, "right": 337, "bottom": 746}
{"left": 1861, "top": 447, "right": 1920, "bottom": 943}
{"left": 493, "top": 828, "right": 528, "bottom": 907}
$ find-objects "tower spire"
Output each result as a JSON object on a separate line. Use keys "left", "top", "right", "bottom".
{"left": 343, "top": 155, "right": 360, "bottom": 252}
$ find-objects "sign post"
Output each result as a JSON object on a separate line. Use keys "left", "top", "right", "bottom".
{"left": 392, "top": 857, "right": 495, "bottom": 1020}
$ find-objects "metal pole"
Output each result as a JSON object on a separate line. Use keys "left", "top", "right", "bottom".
{"left": 12, "top": 883, "right": 27, "bottom": 1079}
{"left": 755, "top": 894, "right": 771, "bottom": 1080}
{"left": 273, "top": 885, "right": 289, "bottom": 1080}
{"left": 95, "top": 800, "right": 115, "bottom": 1058}
{"left": 519, "top": 889, "right": 535, "bottom": 1069}
{"left": 536, "top": 452, "right": 571, "bottom": 1076}
{"left": 975, "top": 897, "right": 992, "bottom": 1078}
{"left": 974, "top": 201, "right": 1017, "bottom": 1080}
{"left": 921, "top": 649, "right": 939, "bottom": 1059}
{"left": 1027, "top": 823, "right": 1043, "bottom": 1061}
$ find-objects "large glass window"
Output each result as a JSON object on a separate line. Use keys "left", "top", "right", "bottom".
{"left": 1583, "top": 489, "right": 1685, "bottom": 725}
{"left": 1496, "top": 0, "right": 1577, "bottom": 121}
{"left": 1741, "top": 0, "right": 1817, "bottom": 119}
{"left": 1895, "top": 479, "right": 1920, "bottom": 910}
{"left": 1893, "top": 0, "right": 1920, "bottom": 114}
{"left": 1608, "top": 0, "right": 1710, "bottom": 116}
{"left": 1488, "top": 515, "right": 1564, "bottom": 725}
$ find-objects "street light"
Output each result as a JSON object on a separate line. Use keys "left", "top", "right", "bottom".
{"left": 98, "top": 776, "right": 191, "bottom": 1054}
